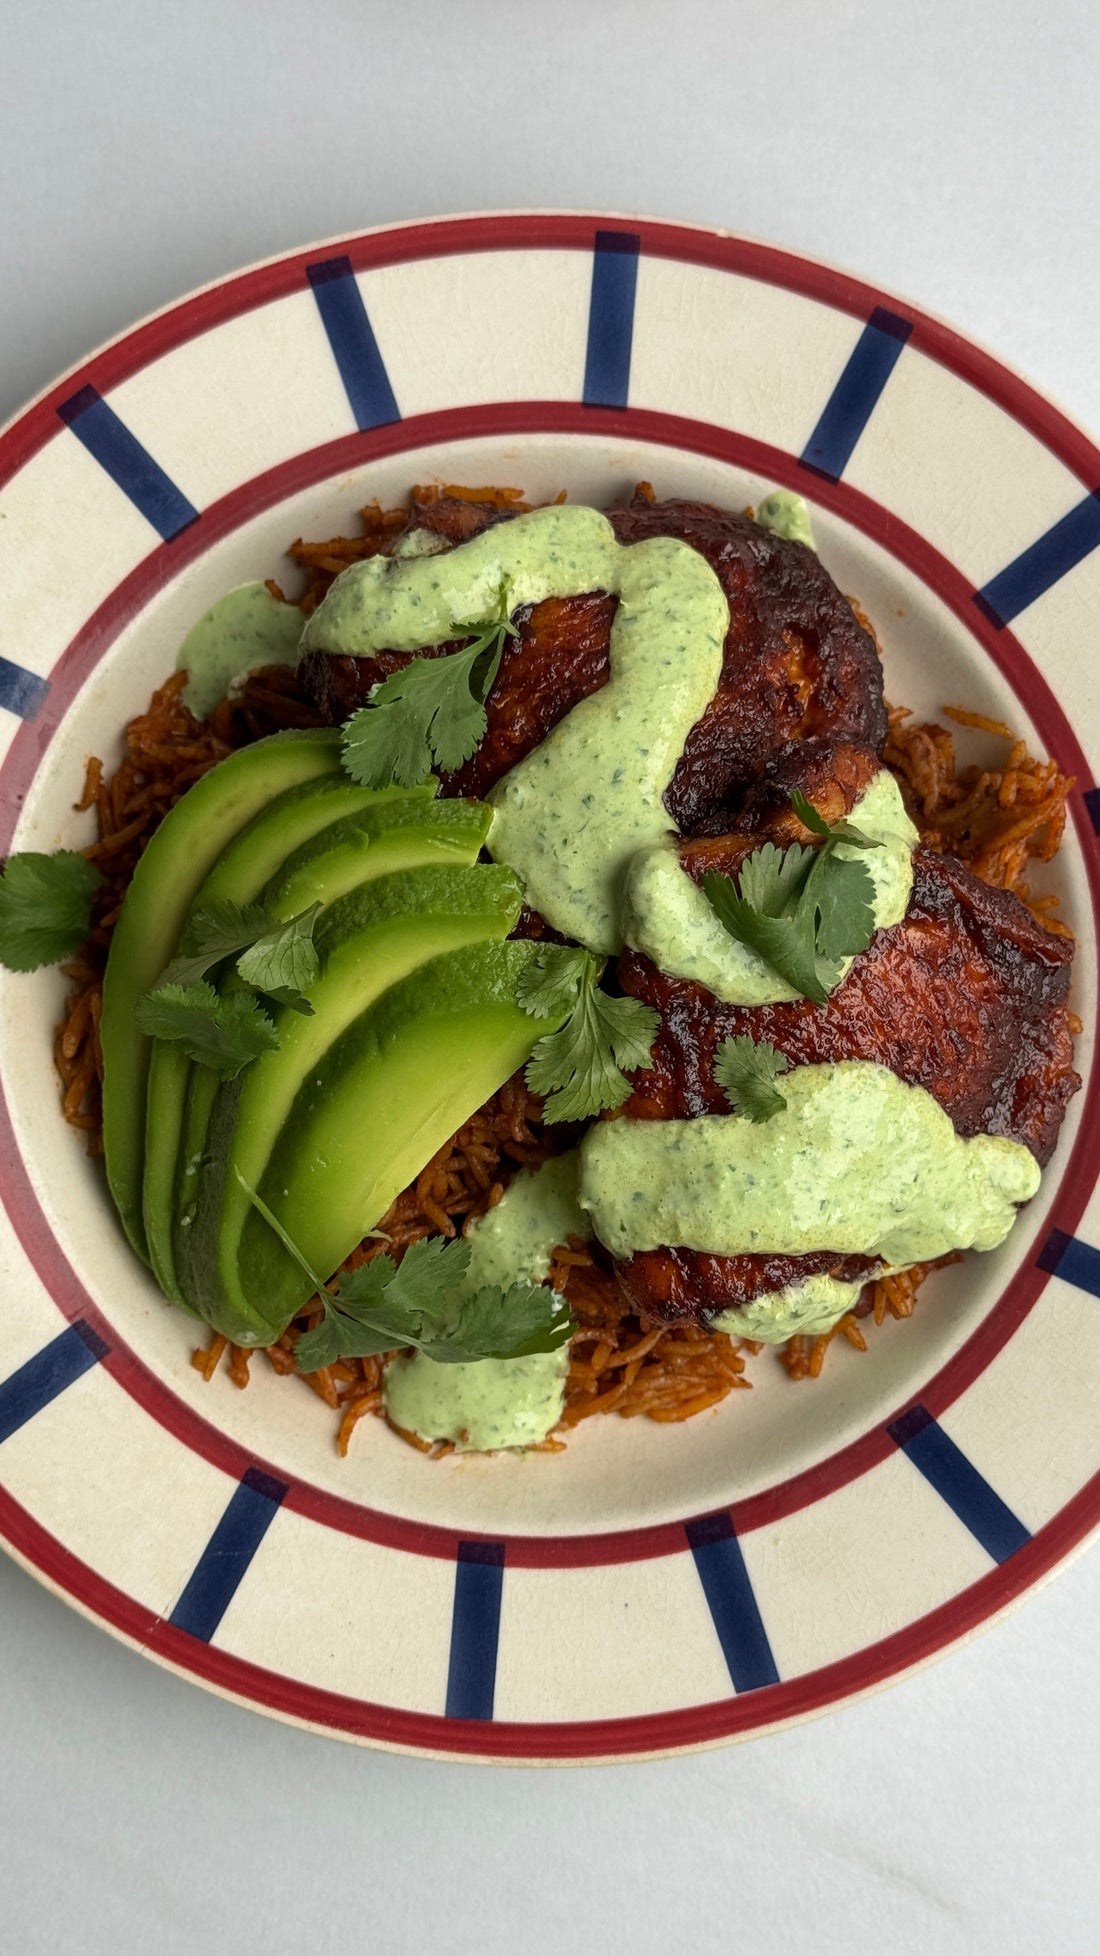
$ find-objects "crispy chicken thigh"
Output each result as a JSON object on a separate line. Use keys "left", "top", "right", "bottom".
{"left": 299, "top": 493, "right": 888, "bottom": 831}
{"left": 614, "top": 822, "right": 1078, "bottom": 1327}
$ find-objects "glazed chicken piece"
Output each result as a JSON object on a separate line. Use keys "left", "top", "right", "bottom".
{"left": 298, "top": 492, "right": 888, "bottom": 831}
{"left": 612, "top": 777, "right": 1078, "bottom": 1327}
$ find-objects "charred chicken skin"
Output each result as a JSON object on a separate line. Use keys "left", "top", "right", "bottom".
{"left": 615, "top": 781, "right": 1078, "bottom": 1327}
{"left": 299, "top": 492, "right": 888, "bottom": 831}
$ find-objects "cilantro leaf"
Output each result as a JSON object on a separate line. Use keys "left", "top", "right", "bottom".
{"left": 234, "top": 1170, "right": 575, "bottom": 1375}
{"left": 134, "top": 981, "right": 279, "bottom": 1078}
{"left": 513, "top": 943, "right": 592, "bottom": 1020}
{"left": 790, "top": 787, "right": 882, "bottom": 850}
{"left": 518, "top": 946, "right": 659, "bottom": 1122}
{"left": 714, "top": 1035, "right": 790, "bottom": 1122}
{"left": 235, "top": 902, "right": 321, "bottom": 1007}
{"left": 0, "top": 850, "right": 102, "bottom": 971}
{"left": 702, "top": 870, "right": 829, "bottom": 1003}
{"left": 156, "top": 898, "right": 321, "bottom": 1015}
{"left": 340, "top": 584, "right": 518, "bottom": 789}
{"left": 703, "top": 791, "right": 886, "bottom": 1005}
{"left": 157, "top": 899, "right": 274, "bottom": 989}
{"left": 424, "top": 1284, "right": 575, "bottom": 1363}
{"left": 806, "top": 850, "right": 876, "bottom": 963}
{"left": 356, "top": 1233, "right": 473, "bottom": 1318}
{"left": 302, "top": 1239, "right": 571, "bottom": 1372}
{"left": 737, "top": 838, "right": 815, "bottom": 912}
{"left": 788, "top": 789, "right": 832, "bottom": 840}
{"left": 294, "top": 1308, "right": 386, "bottom": 1373}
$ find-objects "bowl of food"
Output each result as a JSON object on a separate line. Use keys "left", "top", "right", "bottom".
{"left": 0, "top": 213, "right": 1095, "bottom": 1762}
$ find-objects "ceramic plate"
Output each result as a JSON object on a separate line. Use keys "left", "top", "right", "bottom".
{"left": 0, "top": 212, "right": 1097, "bottom": 1763}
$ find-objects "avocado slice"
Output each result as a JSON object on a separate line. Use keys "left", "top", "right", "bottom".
{"left": 178, "top": 864, "right": 525, "bottom": 1330}
{"left": 143, "top": 786, "right": 492, "bottom": 1302}
{"left": 183, "top": 938, "right": 559, "bottom": 1346}
{"left": 101, "top": 728, "right": 343, "bottom": 1261}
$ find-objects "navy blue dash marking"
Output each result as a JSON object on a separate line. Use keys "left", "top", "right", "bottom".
{"left": 445, "top": 1540, "right": 505, "bottom": 1721}
{"left": 57, "top": 385, "right": 199, "bottom": 541}
{"left": 800, "top": 306, "right": 913, "bottom": 482}
{"left": 582, "top": 230, "right": 640, "bottom": 410}
{"left": 888, "top": 1403, "right": 1030, "bottom": 1563}
{"left": 169, "top": 1466, "right": 287, "bottom": 1642}
{"left": 975, "top": 491, "right": 1100, "bottom": 628}
{"left": 685, "top": 1511, "right": 779, "bottom": 1692}
{"left": 307, "top": 256, "right": 400, "bottom": 431}
{"left": 1083, "top": 787, "right": 1100, "bottom": 836}
{"left": 0, "top": 1321, "right": 108, "bottom": 1445}
{"left": 1037, "top": 1227, "right": 1100, "bottom": 1296}
{"left": 0, "top": 655, "right": 48, "bottom": 721}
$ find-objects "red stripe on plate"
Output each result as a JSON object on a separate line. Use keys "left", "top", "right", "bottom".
{"left": 3, "top": 214, "right": 1099, "bottom": 496}
{"left": 3, "top": 1464, "right": 1100, "bottom": 1760}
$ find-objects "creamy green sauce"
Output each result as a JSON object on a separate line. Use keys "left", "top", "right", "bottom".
{"left": 446, "top": 1152, "right": 590, "bottom": 1288}
{"left": 621, "top": 768, "right": 919, "bottom": 1004}
{"left": 579, "top": 1062, "right": 1039, "bottom": 1262}
{"left": 391, "top": 528, "right": 450, "bottom": 561}
{"left": 383, "top": 1344, "right": 570, "bottom": 1453}
{"left": 755, "top": 490, "right": 815, "bottom": 549}
{"left": 177, "top": 583, "right": 303, "bottom": 718}
{"left": 712, "top": 1270, "right": 873, "bottom": 1344}
{"left": 380, "top": 1154, "right": 589, "bottom": 1451}
{"left": 300, "top": 504, "right": 729, "bottom": 953}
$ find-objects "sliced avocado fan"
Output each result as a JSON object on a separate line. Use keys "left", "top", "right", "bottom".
{"left": 101, "top": 728, "right": 344, "bottom": 1262}
{"left": 141, "top": 777, "right": 487, "bottom": 1303}
{"left": 102, "top": 728, "right": 563, "bottom": 1349}
{"left": 189, "top": 938, "right": 562, "bottom": 1346}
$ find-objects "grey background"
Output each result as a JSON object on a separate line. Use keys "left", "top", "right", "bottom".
{"left": 2, "top": 3, "right": 1099, "bottom": 1951}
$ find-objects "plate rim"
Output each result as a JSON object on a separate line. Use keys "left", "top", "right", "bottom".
{"left": 1, "top": 207, "right": 1097, "bottom": 1761}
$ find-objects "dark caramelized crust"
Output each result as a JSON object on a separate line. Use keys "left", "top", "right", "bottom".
{"left": 619, "top": 847, "right": 1077, "bottom": 1162}
{"left": 300, "top": 592, "right": 617, "bottom": 799}
{"left": 614, "top": 1247, "right": 883, "bottom": 1327}
{"left": 613, "top": 847, "right": 1078, "bottom": 1326}
{"left": 608, "top": 499, "right": 887, "bottom": 830}
{"left": 622, "top": 844, "right": 1072, "bottom": 1157}
{"left": 298, "top": 493, "right": 887, "bottom": 830}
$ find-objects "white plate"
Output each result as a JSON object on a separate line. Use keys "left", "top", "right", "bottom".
{"left": 0, "top": 213, "right": 1096, "bottom": 1761}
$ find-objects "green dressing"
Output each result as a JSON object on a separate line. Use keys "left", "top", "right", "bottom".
{"left": 177, "top": 583, "right": 302, "bottom": 719}
{"left": 755, "top": 490, "right": 815, "bottom": 548}
{"left": 381, "top": 1154, "right": 590, "bottom": 1450}
{"left": 621, "top": 768, "right": 918, "bottom": 1004}
{"left": 579, "top": 1062, "right": 1039, "bottom": 1262}
{"left": 712, "top": 1271, "right": 877, "bottom": 1344}
{"left": 300, "top": 504, "right": 730, "bottom": 953}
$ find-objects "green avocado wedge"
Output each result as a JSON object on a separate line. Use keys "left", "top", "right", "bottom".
{"left": 142, "top": 785, "right": 493, "bottom": 1303}
{"left": 101, "top": 728, "right": 343, "bottom": 1262}
{"left": 183, "top": 939, "right": 561, "bottom": 1347}
{"left": 177, "top": 865, "right": 526, "bottom": 1334}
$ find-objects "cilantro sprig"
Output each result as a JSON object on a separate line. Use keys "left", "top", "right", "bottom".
{"left": 136, "top": 899, "right": 323, "bottom": 1075}
{"left": 341, "top": 581, "right": 519, "bottom": 789}
{"left": 517, "top": 946, "right": 659, "bottom": 1123}
{"left": 134, "top": 981, "right": 280, "bottom": 1079}
{"left": 715, "top": 1035, "right": 790, "bottom": 1123}
{"left": 0, "top": 851, "right": 102, "bottom": 972}
{"left": 702, "top": 793, "right": 882, "bottom": 1005}
{"left": 237, "top": 1173, "right": 574, "bottom": 1373}
{"left": 156, "top": 898, "right": 321, "bottom": 1012}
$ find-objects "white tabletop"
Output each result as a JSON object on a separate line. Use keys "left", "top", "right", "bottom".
{"left": 3, "top": 4, "right": 1099, "bottom": 1950}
